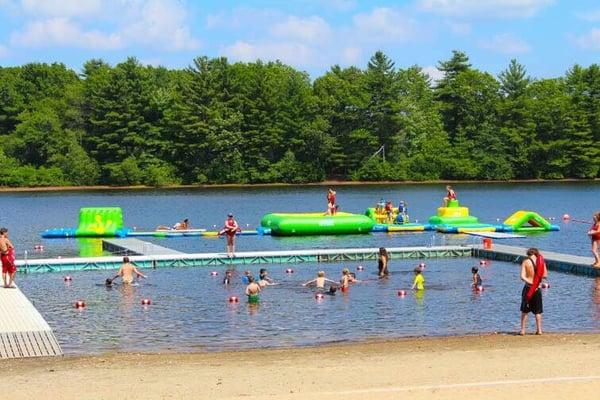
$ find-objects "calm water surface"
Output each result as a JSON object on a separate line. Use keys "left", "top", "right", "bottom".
{"left": 3, "top": 182, "right": 600, "bottom": 354}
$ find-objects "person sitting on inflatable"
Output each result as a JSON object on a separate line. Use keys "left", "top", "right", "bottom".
{"left": 157, "top": 218, "right": 189, "bottom": 231}
{"left": 443, "top": 185, "right": 457, "bottom": 207}
{"left": 327, "top": 189, "right": 336, "bottom": 206}
{"left": 384, "top": 201, "right": 394, "bottom": 224}
{"left": 375, "top": 198, "right": 385, "bottom": 214}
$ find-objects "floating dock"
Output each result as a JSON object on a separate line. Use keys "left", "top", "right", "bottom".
{"left": 0, "top": 286, "right": 62, "bottom": 359}
{"left": 473, "top": 244, "right": 600, "bottom": 277}
{"left": 17, "top": 245, "right": 473, "bottom": 273}
{"left": 102, "top": 238, "right": 183, "bottom": 256}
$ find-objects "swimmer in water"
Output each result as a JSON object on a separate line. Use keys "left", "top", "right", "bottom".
{"left": 242, "top": 270, "right": 254, "bottom": 284}
{"left": 303, "top": 271, "right": 337, "bottom": 289}
{"left": 258, "top": 268, "right": 276, "bottom": 287}
{"left": 110, "top": 256, "right": 147, "bottom": 285}
{"left": 411, "top": 266, "right": 424, "bottom": 290}
{"left": 340, "top": 268, "right": 359, "bottom": 289}
{"left": 245, "top": 276, "right": 261, "bottom": 303}
{"left": 471, "top": 267, "right": 483, "bottom": 288}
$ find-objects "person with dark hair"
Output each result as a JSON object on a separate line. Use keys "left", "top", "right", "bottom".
{"left": 471, "top": 267, "right": 482, "bottom": 287}
{"left": 110, "top": 256, "right": 147, "bottom": 285}
{"left": 0, "top": 228, "right": 16, "bottom": 288}
{"left": 588, "top": 212, "right": 600, "bottom": 267}
{"left": 411, "top": 266, "right": 425, "bottom": 290}
{"left": 220, "top": 213, "right": 240, "bottom": 257}
{"left": 378, "top": 247, "right": 389, "bottom": 278}
{"left": 519, "top": 248, "right": 548, "bottom": 335}
{"left": 245, "top": 276, "right": 261, "bottom": 303}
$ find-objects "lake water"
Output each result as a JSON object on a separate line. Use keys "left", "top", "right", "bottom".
{"left": 3, "top": 182, "right": 600, "bottom": 354}
{"left": 1, "top": 182, "right": 598, "bottom": 258}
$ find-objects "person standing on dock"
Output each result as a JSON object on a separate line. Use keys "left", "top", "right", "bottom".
{"left": 588, "top": 212, "right": 600, "bottom": 267}
{"left": 519, "top": 248, "right": 547, "bottom": 335}
{"left": 0, "top": 228, "right": 16, "bottom": 288}
{"left": 221, "top": 213, "right": 240, "bottom": 257}
{"left": 443, "top": 185, "right": 456, "bottom": 207}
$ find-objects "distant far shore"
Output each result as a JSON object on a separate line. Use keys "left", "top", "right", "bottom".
{"left": 0, "top": 178, "right": 598, "bottom": 193}
{"left": 3, "top": 333, "right": 600, "bottom": 400}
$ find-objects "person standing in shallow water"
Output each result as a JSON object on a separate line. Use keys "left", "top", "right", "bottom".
{"left": 588, "top": 212, "right": 600, "bottom": 267}
{"left": 378, "top": 247, "right": 389, "bottom": 278}
{"left": 519, "top": 248, "right": 548, "bottom": 335}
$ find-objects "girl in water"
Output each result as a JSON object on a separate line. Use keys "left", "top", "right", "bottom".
{"left": 378, "top": 247, "right": 389, "bottom": 278}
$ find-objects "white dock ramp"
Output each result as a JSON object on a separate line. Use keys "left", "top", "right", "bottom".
{"left": 0, "top": 286, "right": 62, "bottom": 359}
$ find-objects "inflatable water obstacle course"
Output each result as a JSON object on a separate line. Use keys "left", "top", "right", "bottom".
{"left": 41, "top": 201, "right": 559, "bottom": 240}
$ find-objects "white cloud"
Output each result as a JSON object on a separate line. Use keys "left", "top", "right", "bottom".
{"left": 573, "top": 28, "right": 600, "bottom": 50}
{"left": 0, "top": 44, "right": 8, "bottom": 57}
{"left": 205, "top": 8, "right": 281, "bottom": 30}
{"left": 224, "top": 40, "right": 320, "bottom": 67}
{"left": 352, "top": 7, "right": 418, "bottom": 43}
{"left": 327, "top": 0, "right": 357, "bottom": 12}
{"left": 576, "top": 9, "right": 600, "bottom": 22}
{"left": 10, "top": 17, "right": 122, "bottom": 49}
{"left": 20, "top": 0, "right": 102, "bottom": 17}
{"left": 7, "top": 0, "right": 200, "bottom": 51}
{"left": 446, "top": 21, "right": 471, "bottom": 35}
{"left": 479, "top": 33, "right": 531, "bottom": 54}
{"left": 417, "top": 0, "right": 553, "bottom": 18}
{"left": 269, "top": 16, "right": 333, "bottom": 42}
{"left": 341, "top": 46, "right": 361, "bottom": 64}
{"left": 422, "top": 66, "right": 445, "bottom": 83}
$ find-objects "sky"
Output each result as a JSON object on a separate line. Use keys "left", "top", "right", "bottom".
{"left": 0, "top": 0, "right": 599, "bottom": 79}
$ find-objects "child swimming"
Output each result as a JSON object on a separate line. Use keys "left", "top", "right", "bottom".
{"left": 411, "top": 266, "right": 424, "bottom": 290}
{"left": 340, "top": 268, "right": 359, "bottom": 289}
{"left": 471, "top": 267, "right": 483, "bottom": 287}
{"left": 258, "top": 268, "right": 276, "bottom": 287}
{"left": 303, "top": 271, "right": 337, "bottom": 289}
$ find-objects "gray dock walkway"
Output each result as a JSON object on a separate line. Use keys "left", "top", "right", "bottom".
{"left": 102, "top": 238, "right": 183, "bottom": 256}
{"left": 18, "top": 245, "right": 473, "bottom": 273}
{"left": 473, "top": 244, "right": 600, "bottom": 277}
{"left": 0, "top": 286, "right": 62, "bottom": 359}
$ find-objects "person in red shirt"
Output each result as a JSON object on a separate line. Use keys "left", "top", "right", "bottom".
{"left": 220, "top": 213, "right": 240, "bottom": 257}
{"left": 0, "top": 228, "right": 16, "bottom": 288}
{"left": 588, "top": 212, "right": 600, "bottom": 267}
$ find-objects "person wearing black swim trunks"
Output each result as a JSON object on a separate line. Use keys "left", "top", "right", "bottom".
{"left": 519, "top": 248, "right": 548, "bottom": 335}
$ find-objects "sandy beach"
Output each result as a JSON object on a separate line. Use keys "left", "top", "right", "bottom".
{"left": 2, "top": 333, "right": 600, "bottom": 399}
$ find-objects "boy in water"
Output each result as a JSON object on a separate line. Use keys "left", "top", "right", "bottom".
{"left": 245, "top": 276, "right": 261, "bottom": 303}
{"left": 110, "top": 256, "right": 147, "bottom": 285}
{"left": 303, "top": 271, "right": 337, "bottom": 289}
{"left": 471, "top": 267, "right": 483, "bottom": 288}
{"left": 258, "top": 268, "right": 276, "bottom": 287}
{"left": 0, "top": 228, "right": 16, "bottom": 288}
{"left": 411, "top": 266, "right": 425, "bottom": 290}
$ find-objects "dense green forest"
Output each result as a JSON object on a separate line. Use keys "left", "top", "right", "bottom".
{"left": 0, "top": 50, "right": 598, "bottom": 186}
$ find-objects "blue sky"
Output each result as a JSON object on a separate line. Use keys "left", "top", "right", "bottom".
{"left": 0, "top": 0, "right": 599, "bottom": 79}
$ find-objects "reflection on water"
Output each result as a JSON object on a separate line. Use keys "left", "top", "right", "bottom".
{"left": 18, "top": 258, "right": 600, "bottom": 355}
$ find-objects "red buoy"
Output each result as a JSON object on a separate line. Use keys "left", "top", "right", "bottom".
{"left": 210, "top": 271, "right": 218, "bottom": 276}
{"left": 397, "top": 290, "right": 407, "bottom": 297}
{"left": 479, "top": 260, "right": 487, "bottom": 266}
{"left": 562, "top": 214, "right": 570, "bottom": 221}
{"left": 228, "top": 296, "right": 239, "bottom": 303}
{"left": 315, "top": 293, "right": 325, "bottom": 300}
{"left": 34, "top": 245, "right": 44, "bottom": 252}
{"left": 74, "top": 300, "right": 86, "bottom": 309}
{"left": 285, "top": 268, "right": 294, "bottom": 274}
{"left": 541, "top": 282, "right": 550, "bottom": 289}
{"left": 141, "top": 298, "right": 152, "bottom": 305}
{"left": 64, "top": 275, "right": 72, "bottom": 282}
{"left": 419, "top": 262, "right": 426, "bottom": 269}
{"left": 357, "top": 265, "right": 364, "bottom": 271}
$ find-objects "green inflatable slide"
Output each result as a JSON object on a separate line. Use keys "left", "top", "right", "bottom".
{"left": 75, "top": 207, "right": 124, "bottom": 237}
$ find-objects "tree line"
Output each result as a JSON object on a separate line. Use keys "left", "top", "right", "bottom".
{"left": 0, "top": 50, "right": 598, "bottom": 187}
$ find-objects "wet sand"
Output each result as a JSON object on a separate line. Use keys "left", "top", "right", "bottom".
{"left": 2, "top": 333, "right": 600, "bottom": 399}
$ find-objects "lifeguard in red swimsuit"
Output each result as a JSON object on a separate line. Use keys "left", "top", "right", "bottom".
{"left": 0, "top": 227, "right": 16, "bottom": 288}
{"left": 443, "top": 185, "right": 456, "bottom": 206}
{"left": 220, "top": 214, "right": 240, "bottom": 257}
{"left": 588, "top": 212, "right": 600, "bottom": 267}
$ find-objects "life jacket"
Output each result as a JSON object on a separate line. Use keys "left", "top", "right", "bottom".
{"left": 526, "top": 255, "right": 545, "bottom": 301}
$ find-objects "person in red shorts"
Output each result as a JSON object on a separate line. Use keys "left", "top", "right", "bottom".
{"left": 588, "top": 212, "right": 600, "bottom": 267}
{"left": 443, "top": 185, "right": 457, "bottom": 206}
{"left": 0, "top": 227, "right": 16, "bottom": 288}
{"left": 220, "top": 213, "right": 240, "bottom": 257}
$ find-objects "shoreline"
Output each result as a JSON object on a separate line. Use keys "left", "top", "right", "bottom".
{"left": 0, "top": 178, "right": 598, "bottom": 193}
{"left": 3, "top": 333, "right": 600, "bottom": 399}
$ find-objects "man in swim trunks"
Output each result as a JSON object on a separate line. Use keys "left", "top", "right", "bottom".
{"left": 221, "top": 213, "right": 240, "bottom": 257}
{"left": 111, "top": 256, "right": 147, "bottom": 285}
{"left": 0, "top": 228, "right": 16, "bottom": 288}
{"left": 588, "top": 212, "right": 600, "bottom": 267}
{"left": 245, "top": 276, "right": 261, "bottom": 303}
{"left": 519, "top": 248, "right": 547, "bottom": 335}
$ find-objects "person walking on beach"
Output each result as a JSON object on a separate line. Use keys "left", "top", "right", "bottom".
{"left": 109, "top": 256, "right": 147, "bottom": 285}
{"left": 443, "top": 185, "right": 456, "bottom": 206}
{"left": 519, "top": 248, "right": 548, "bottom": 335}
{"left": 0, "top": 228, "right": 16, "bottom": 288}
{"left": 220, "top": 213, "right": 240, "bottom": 257}
{"left": 588, "top": 212, "right": 600, "bottom": 267}
{"left": 245, "top": 276, "right": 261, "bottom": 303}
{"left": 378, "top": 247, "right": 389, "bottom": 278}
